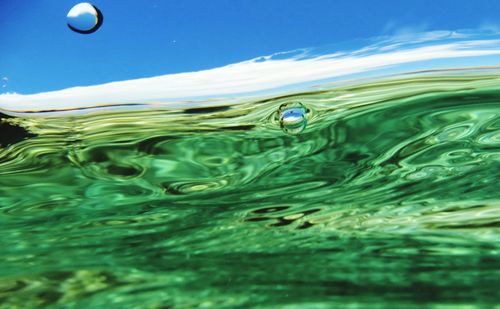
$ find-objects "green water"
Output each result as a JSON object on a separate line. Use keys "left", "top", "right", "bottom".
{"left": 1, "top": 72, "right": 500, "bottom": 308}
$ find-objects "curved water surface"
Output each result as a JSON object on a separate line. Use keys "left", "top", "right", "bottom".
{"left": 0, "top": 33, "right": 500, "bottom": 307}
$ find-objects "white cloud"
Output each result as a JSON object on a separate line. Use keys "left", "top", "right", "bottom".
{"left": 1, "top": 31, "right": 499, "bottom": 115}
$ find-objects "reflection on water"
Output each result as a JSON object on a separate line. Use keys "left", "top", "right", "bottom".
{"left": 0, "top": 71, "right": 499, "bottom": 307}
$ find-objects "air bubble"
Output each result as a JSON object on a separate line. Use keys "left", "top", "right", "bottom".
{"left": 67, "top": 3, "right": 103, "bottom": 34}
{"left": 277, "top": 102, "right": 308, "bottom": 134}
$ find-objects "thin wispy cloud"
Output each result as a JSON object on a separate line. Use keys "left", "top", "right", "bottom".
{"left": 479, "top": 21, "right": 500, "bottom": 33}
{"left": 382, "top": 21, "right": 430, "bottom": 37}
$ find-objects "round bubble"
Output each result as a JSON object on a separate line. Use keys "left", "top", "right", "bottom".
{"left": 67, "top": 3, "right": 103, "bottom": 34}
{"left": 278, "top": 102, "right": 308, "bottom": 134}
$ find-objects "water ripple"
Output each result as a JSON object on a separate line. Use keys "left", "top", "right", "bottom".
{"left": 1, "top": 72, "right": 499, "bottom": 306}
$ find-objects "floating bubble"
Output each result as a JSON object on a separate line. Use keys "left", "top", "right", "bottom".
{"left": 277, "top": 102, "right": 308, "bottom": 134}
{"left": 66, "top": 3, "right": 103, "bottom": 34}
{"left": 1, "top": 77, "right": 7, "bottom": 88}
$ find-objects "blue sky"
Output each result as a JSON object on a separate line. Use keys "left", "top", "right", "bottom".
{"left": 1, "top": 0, "right": 500, "bottom": 94}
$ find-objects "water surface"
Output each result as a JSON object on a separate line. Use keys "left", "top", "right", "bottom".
{"left": 1, "top": 70, "right": 499, "bottom": 307}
